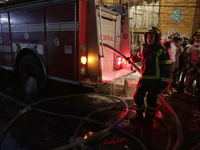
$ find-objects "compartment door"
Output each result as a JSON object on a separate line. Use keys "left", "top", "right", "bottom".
{"left": 99, "top": 18, "right": 115, "bottom": 78}
{"left": 46, "top": 2, "right": 76, "bottom": 80}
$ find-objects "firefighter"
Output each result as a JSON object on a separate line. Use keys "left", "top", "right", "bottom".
{"left": 126, "top": 26, "right": 171, "bottom": 124}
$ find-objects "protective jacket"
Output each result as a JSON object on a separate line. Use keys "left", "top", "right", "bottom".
{"left": 131, "top": 43, "right": 171, "bottom": 85}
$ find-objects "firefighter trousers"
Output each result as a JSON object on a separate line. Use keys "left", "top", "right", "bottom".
{"left": 133, "top": 82, "right": 160, "bottom": 119}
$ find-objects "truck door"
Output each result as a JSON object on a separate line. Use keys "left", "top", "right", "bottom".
{"left": 0, "top": 13, "right": 13, "bottom": 68}
{"left": 97, "top": 7, "right": 122, "bottom": 82}
{"left": 97, "top": 6, "right": 132, "bottom": 83}
{"left": 46, "top": 2, "right": 76, "bottom": 80}
{"left": 100, "top": 18, "right": 115, "bottom": 76}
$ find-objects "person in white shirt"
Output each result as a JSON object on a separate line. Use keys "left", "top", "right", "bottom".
{"left": 168, "top": 32, "right": 183, "bottom": 91}
{"left": 162, "top": 37, "right": 176, "bottom": 94}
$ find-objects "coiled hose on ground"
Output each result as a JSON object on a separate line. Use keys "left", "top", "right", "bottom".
{"left": 0, "top": 92, "right": 175, "bottom": 149}
{"left": 0, "top": 43, "right": 183, "bottom": 150}
{"left": 0, "top": 93, "right": 173, "bottom": 150}
{"left": 0, "top": 93, "right": 148, "bottom": 150}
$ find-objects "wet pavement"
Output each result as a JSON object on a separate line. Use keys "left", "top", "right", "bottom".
{"left": 162, "top": 92, "right": 200, "bottom": 150}
{"left": 0, "top": 69, "right": 200, "bottom": 150}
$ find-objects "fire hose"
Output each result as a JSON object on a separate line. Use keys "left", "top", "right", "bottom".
{"left": 0, "top": 87, "right": 174, "bottom": 149}
{"left": 0, "top": 92, "right": 174, "bottom": 150}
{"left": 0, "top": 93, "right": 147, "bottom": 150}
{"left": 101, "top": 43, "right": 183, "bottom": 150}
{"left": 0, "top": 44, "right": 183, "bottom": 150}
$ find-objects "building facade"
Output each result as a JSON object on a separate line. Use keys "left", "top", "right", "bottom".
{"left": 97, "top": 0, "right": 200, "bottom": 51}
{"left": 159, "top": 0, "right": 200, "bottom": 40}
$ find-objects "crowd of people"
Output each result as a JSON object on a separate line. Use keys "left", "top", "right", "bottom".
{"left": 161, "top": 32, "right": 200, "bottom": 96}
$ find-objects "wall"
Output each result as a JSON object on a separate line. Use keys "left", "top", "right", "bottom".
{"left": 129, "top": 0, "right": 160, "bottom": 29}
{"left": 129, "top": 0, "right": 161, "bottom": 50}
{"left": 159, "top": 0, "right": 197, "bottom": 39}
{"left": 192, "top": 0, "right": 200, "bottom": 36}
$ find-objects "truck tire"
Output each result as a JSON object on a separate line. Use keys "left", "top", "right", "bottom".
{"left": 19, "top": 55, "right": 44, "bottom": 95}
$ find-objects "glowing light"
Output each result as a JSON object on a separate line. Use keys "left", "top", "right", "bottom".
{"left": 103, "top": 138, "right": 127, "bottom": 145}
{"left": 116, "top": 56, "right": 122, "bottom": 69}
{"left": 88, "top": 57, "right": 94, "bottom": 64}
{"left": 118, "top": 60, "right": 121, "bottom": 65}
{"left": 81, "top": 56, "right": 87, "bottom": 65}
{"left": 88, "top": 131, "right": 94, "bottom": 137}
{"left": 88, "top": 57, "right": 92, "bottom": 61}
{"left": 123, "top": 61, "right": 127, "bottom": 65}
{"left": 83, "top": 134, "right": 88, "bottom": 139}
{"left": 83, "top": 131, "right": 95, "bottom": 139}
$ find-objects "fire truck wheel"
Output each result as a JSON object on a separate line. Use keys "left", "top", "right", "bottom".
{"left": 19, "top": 55, "right": 44, "bottom": 94}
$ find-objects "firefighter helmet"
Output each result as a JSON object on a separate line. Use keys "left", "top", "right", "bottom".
{"left": 144, "top": 26, "right": 161, "bottom": 44}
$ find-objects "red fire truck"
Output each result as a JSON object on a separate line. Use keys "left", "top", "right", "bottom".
{"left": 0, "top": 0, "right": 133, "bottom": 94}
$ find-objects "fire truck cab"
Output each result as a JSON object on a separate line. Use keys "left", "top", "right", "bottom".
{"left": 0, "top": 0, "right": 133, "bottom": 94}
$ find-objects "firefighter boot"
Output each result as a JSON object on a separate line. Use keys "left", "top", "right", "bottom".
{"left": 144, "top": 113, "right": 154, "bottom": 126}
{"left": 177, "top": 82, "right": 185, "bottom": 93}
{"left": 130, "top": 112, "right": 143, "bottom": 123}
